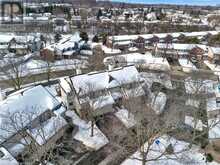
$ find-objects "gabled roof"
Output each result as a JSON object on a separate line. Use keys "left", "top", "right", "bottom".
{"left": 190, "top": 46, "right": 205, "bottom": 55}
{"left": 0, "top": 85, "right": 61, "bottom": 144}
{"left": 60, "top": 66, "right": 141, "bottom": 96}
{"left": 109, "top": 31, "right": 220, "bottom": 42}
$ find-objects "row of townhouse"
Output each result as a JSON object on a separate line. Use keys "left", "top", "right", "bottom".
{"left": 154, "top": 43, "right": 220, "bottom": 62}
{"left": 106, "top": 31, "right": 220, "bottom": 50}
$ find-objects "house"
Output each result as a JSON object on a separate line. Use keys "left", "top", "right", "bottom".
{"left": 0, "top": 34, "right": 41, "bottom": 56}
{"left": 133, "top": 36, "right": 145, "bottom": 51}
{"left": 52, "top": 18, "right": 69, "bottom": 33}
{"left": 104, "top": 53, "right": 171, "bottom": 71}
{"left": 189, "top": 46, "right": 206, "bottom": 61}
{"left": 59, "top": 65, "right": 144, "bottom": 118}
{"left": 41, "top": 33, "right": 82, "bottom": 60}
{"left": 0, "top": 85, "right": 68, "bottom": 163}
{"left": 0, "top": 34, "right": 14, "bottom": 55}
{"left": 8, "top": 38, "right": 29, "bottom": 56}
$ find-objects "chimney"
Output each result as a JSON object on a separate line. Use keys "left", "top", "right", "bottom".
{"left": 108, "top": 59, "right": 115, "bottom": 71}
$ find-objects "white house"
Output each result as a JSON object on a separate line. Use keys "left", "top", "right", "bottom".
{"left": 0, "top": 85, "right": 68, "bottom": 163}
{"left": 59, "top": 65, "right": 145, "bottom": 117}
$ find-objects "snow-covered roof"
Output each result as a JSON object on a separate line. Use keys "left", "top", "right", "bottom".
{"left": 36, "top": 16, "right": 49, "bottom": 21}
{"left": 157, "top": 43, "right": 208, "bottom": 51}
{"left": 61, "top": 66, "right": 141, "bottom": 96}
{"left": 0, "top": 85, "right": 61, "bottom": 144}
{"left": 184, "top": 78, "right": 216, "bottom": 94}
{"left": 27, "top": 114, "right": 67, "bottom": 145}
{"left": 207, "top": 97, "right": 220, "bottom": 113}
{"left": 212, "top": 47, "right": 220, "bottom": 54}
{"left": 0, "top": 147, "right": 18, "bottom": 165}
{"left": 46, "top": 32, "right": 81, "bottom": 53}
{"left": 90, "top": 95, "right": 115, "bottom": 110}
{"left": 109, "top": 31, "right": 220, "bottom": 42}
{"left": 141, "top": 54, "right": 170, "bottom": 71}
{"left": 7, "top": 137, "right": 31, "bottom": 157}
{"left": 0, "top": 34, "right": 15, "bottom": 43}
{"left": 104, "top": 53, "right": 170, "bottom": 71}
{"left": 178, "top": 59, "right": 197, "bottom": 73}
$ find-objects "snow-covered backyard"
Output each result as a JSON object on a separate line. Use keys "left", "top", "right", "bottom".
{"left": 121, "top": 135, "right": 219, "bottom": 165}
{"left": 115, "top": 108, "right": 137, "bottom": 128}
{"left": 65, "top": 111, "right": 109, "bottom": 150}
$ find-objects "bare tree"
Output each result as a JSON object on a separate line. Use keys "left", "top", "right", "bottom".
{"left": 90, "top": 45, "right": 105, "bottom": 71}
{"left": 0, "top": 107, "right": 68, "bottom": 165}
{"left": 0, "top": 57, "right": 27, "bottom": 90}
{"left": 109, "top": 72, "right": 219, "bottom": 164}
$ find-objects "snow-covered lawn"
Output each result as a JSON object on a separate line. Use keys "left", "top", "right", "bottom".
{"left": 121, "top": 135, "right": 218, "bottom": 165}
{"left": 115, "top": 108, "right": 137, "bottom": 128}
{"left": 178, "top": 59, "right": 197, "bottom": 73}
{"left": 65, "top": 111, "right": 109, "bottom": 150}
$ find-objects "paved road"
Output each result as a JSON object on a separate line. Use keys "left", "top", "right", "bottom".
{"left": 0, "top": 69, "right": 76, "bottom": 90}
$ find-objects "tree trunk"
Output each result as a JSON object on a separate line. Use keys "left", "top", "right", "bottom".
{"left": 91, "top": 120, "right": 94, "bottom": 137}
